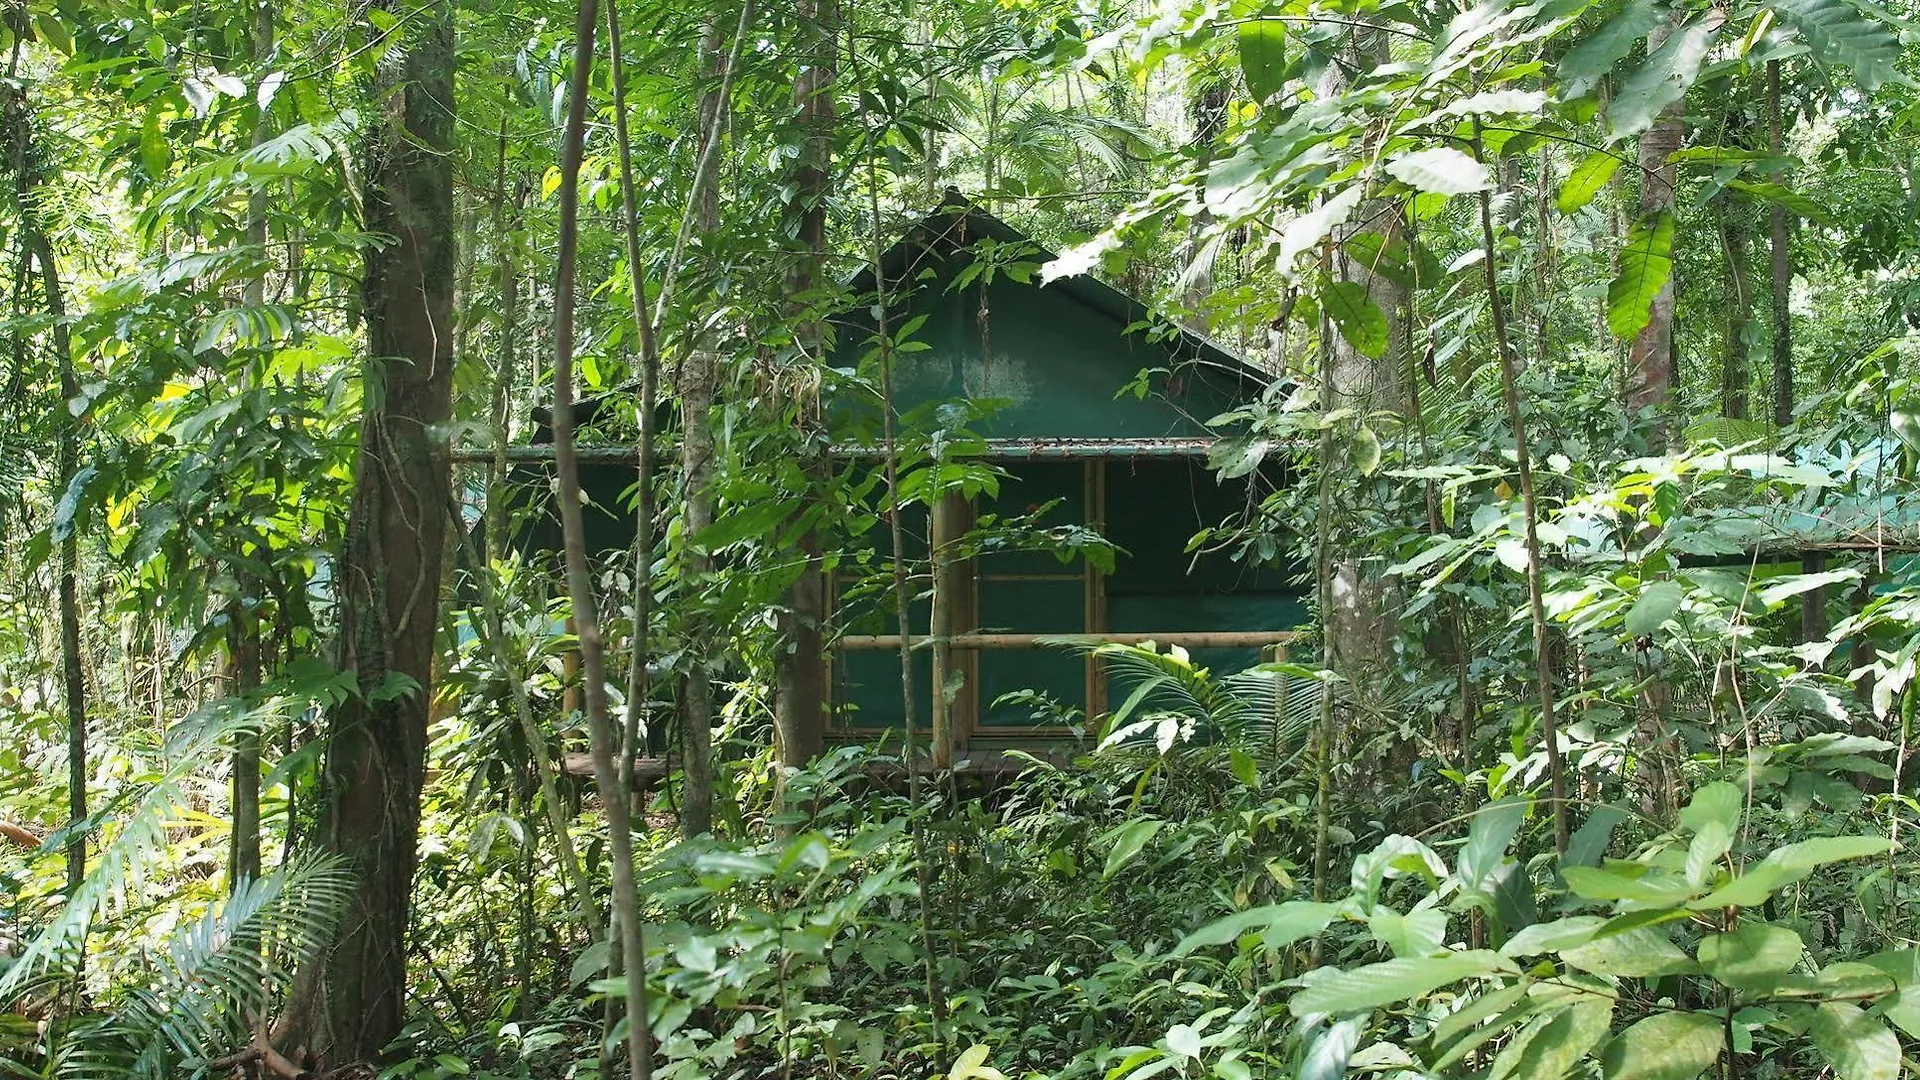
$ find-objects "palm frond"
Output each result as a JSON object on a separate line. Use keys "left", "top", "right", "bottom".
{"left": 1064, "top": 641, "right": 1328, "bottom": 760}
{"left": 0, "top": 699, "right": 269, "bottom": 1003}
{"left": 54, "top": 856, "right": 352, "bottom": 1080}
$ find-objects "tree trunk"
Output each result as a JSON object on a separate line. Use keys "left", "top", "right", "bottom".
{"left": 773, "top": 0, "right": 836, "bottom": 773}
{"left": 1321, "top": 29, "right": 1409, "bottom": 688}
{"left": 230, "top": 0, "right": 274, "bottom": 894}
{"left": 1767, "top": 60, "right": 1793, "bottom": 427}
{"left": 284, "top": 0, "right": 455, "bottom": 1065}
{"left": 6, "top": 78, "right": 87, "bottom": 900}
{"left": 41, "top": 236, "right": 84, "bottom": 900}
{"left": 675, "top": 18, "right": 727, "bottom": 836}
{"left": 1719, "top": 208, "right": 1752, "bottom": 420}
{"left": 1627, "top": 19, "right": 1685, "bottom": 438}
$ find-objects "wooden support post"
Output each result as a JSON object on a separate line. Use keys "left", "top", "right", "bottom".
{"left": 1084, "top": 461, "right": 1109, "bottom": 721}
{"left": 562, "top": 615, "right": 582, "bottom": 717}
{"left": 929, "top": 492, "right": 973, "bottom": 767}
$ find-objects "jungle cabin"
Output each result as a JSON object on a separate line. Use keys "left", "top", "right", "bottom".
{"left": 493, "top": 196, "right": 1309, "bottom": 766}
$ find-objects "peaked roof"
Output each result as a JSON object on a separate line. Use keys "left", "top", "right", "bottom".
{"left": 854, "top": 191, "right": 1270, "bottom": 383}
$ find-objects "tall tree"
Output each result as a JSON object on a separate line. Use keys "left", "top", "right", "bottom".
{"left": 1322, "top": 29, "right": 1409, "bottom": 687}
{"left": 284, "top": 0, "right": 456, "bottom": 1063}
{"left": 1767, "top": 60, "right": 1793, "bottom": 427}
{"left": 3, "top": 69, "right": 86, "bottom": 901}
{"left": 675, "top": 13, "right": 730, "bottom": 837}
{"left": 1719, "top": 205, "right": 1753, "bottom": 420}
{"left": 1626, "top": 20, "right": 1685, "bottom": 439}
{"left": 773, "top": 0, "right": 836, "bottom": 773}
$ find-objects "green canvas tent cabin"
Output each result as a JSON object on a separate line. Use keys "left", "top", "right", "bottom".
{"left": 484, "top": 195, "right": 1310, "bottom": 766}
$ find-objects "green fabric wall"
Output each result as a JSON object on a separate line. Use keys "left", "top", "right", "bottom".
{"left": 832, "top": 460, "right": 1306, "bottom": 734}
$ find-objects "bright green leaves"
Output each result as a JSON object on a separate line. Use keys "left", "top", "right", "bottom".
{"left": 1238, "top": 21, "right": 1288, "bottom": 103}
{"left": 1174, "top": 900, "right": 1338, "bottom": 955}
{"left": 1768, "top": 0, "right": 1904, "bottom": 91}
{"left": 1322, "top": 280, "right": 1390, "bottom": 360}
{"left": 1606, "top": 210, "right": 1675, "bottom": 339}
{"left": 1558, "top": 0, "right": 1664, "bottom": 99}
{"left": 1558, "top": 151, "right": 1626, "bottom": 213}
{"left": 1598, "top": 1011, "right": 1724, "bottom": 1080}
{"left": 1383, "top": 147, "right": 1491, "bottom": 196}
{"left": 1623, "top": 579, "right": 1684, "bottom": 636}
{"left": 1808, "top": 1003, "right": 1902, "bottom": 1080}
{"left": 1489, "top": 999, "right": 1613, "bottom": 1080}
{"left": 1680, "top": 781, "right": 1740, "bottom": 885}
{"left": 1561, "top": 925, "right": 1696, "bottom": 977}
{"left": 1608, "top": 13, "right": 1723, "bottom": 140}
{"left": 1689, "top": 835, "right": 1896, "bottom": 910}
{"left": 1289, "top": 951, "right": 1513, "bottom": 1016}
{"left": 1698, "top": 922, "right": 1805, "bottom": 988}
{"left": 1102, "top": 818, "right": 1164, "bottom": 879}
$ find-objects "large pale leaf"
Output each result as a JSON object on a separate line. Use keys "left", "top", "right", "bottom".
{"left": 1277, "top": 186, "right": 1364, "bottom": 279}
{"left": 1689, "top": 835, "right": 1896, "bottom": 910}
{"left": 1103, "top": 819, "right": 1164, "bottom": 879}
{"left": 1384, "top": 147, "right": 1491, "bottom": 196}
{"left": 1289, "top": 951, "right": 1512, "bottom": 1016}
{"left": 1606, "top": 210, "right": 1674, "bottom": 339}
{"left": 1608, "top": 14, "right": 1721, "bottom": 140}
{"left": 1562, "top": 925, "right": 1696, "bottom": 978}
{"left": 1599, "top": 1011, "right": 1724, "bottom": 1080}
{"left": 1489, "top": 999, "right": 1613, "bottom": 1080}
{"left": 1697, "top": 921, "right": 1804, "bottom": 988}
{"left": 1174, "top": 900, "right": 1338, "bottom": 955}
{"left": 1809, "top": 1003, "right": 1900, "bottom": 1080}
{"left": 1559, "top": 0, "right": 1663, "bottom": 98}
{"left": 1623, "top": 580, "right": 1684, "bottom": 636}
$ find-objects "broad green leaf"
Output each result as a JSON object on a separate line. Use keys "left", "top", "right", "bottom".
{"left": 1558, "top": 0, "right": 1663, "bottom": 98}
{"left": 1562, "top": 925, "right": 1695, "bottom": 978}
{"left": 1809, "top": 1003, "right": 1900, "bottom": 1080}
{"left": 1278, "top": 186, "right": 1364, "bottom": 279}
{"left": 1608, "top": 14, "right": 1721, "bottom": 141}
{"left": 1756, "top": 568, "right": 1861, "bottom": 607}
{"left": 1104, "top": 819, "right": 1165, "bottom": 879}
{"left": 1559, "top": 151, "right": 1626, "bottom": 213}
{"left": 1165, "top": 1024, "right": 1202, "bottom": 1059}
{"left": 1238, "top": 21, "right": 1288, "bottom": 102}
{"left": 33, "top": 11, "right": 75, "bottom": 55}
{"left": 1175, "top": 901, "right": 1338, "bottom": 954}
{"left": 1323, "top": 280, "right": 1390, "bottom": 360}
{"left": 1384, "top": 147, "right": 1491, "bottom": 196}
{"left": 1689, "top": 836, "right": 1896, "bottom": 910}
{"left": 1768, "top": 0, "right": 1902, "bottom": 90}
{"left": 1458, "top": 797, "right": 1528, "bottom": 893}
{"left": 1599, "top": 1011, "right": 1724, "bottom": 1080}
{"left": 1351, "top": 426, "right": 1383, "bottom": 476}
{"left": 1679, "top": 782, "right": 1741, "bottom": 835}
{"left": 1299, "top": 1015, "right": 1367, "bottom": 1080}
{"left": 1726, "top": 179, "right": 1834, "bottom": 223}
{"left": 1289, "top": 951, "right": 1512, "bottom": 1016}
{"left": 1501, "top": 915, "right": 1605, "bottom": 957}
{"left": 1698, "top": 921, "right": 1803, "bottom": 988}
{"left": 1490, "top": 999, "right": 1613, "bottom": 1080}
{"left": 1607, "top": 211, "right": 1674, "bottom": 339}
{"left": 950, "top": 1043, "right": 1008, "bottom": 1080}
{"left": 1562, "top": 864, "right": 1691, "bottom": 905}
{"left": 1680, "top": 782, "right": 1741, "bottom": 884}
{"left": 1566, "top": 805, "right": 1629, "bottom": 869}
{"left": 1369, "top": 905, "right": 1448, "bottom": 958}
